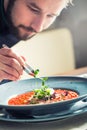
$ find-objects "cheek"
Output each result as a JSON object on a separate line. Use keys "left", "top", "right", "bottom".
{"left": 11, "top": 5, "right": 32, "bottom": 27}
{"left": 44, "top": 18, "right": 56, "bottom": 30}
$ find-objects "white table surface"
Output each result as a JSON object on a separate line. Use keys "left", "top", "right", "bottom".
{"left": 0, "top": 74, "right": 87, "bottom": 130}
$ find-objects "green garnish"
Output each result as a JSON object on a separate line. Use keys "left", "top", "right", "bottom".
{"left": 34, "top": 69, "right": 39, "bottom": 77}
{"left": 32, "top": 77, "right": 54, "bottom": 100}
{"left": 30, "top": 69, "right": 54, "bottom": 103}
{"left": 40, "top": 77, "right": 48, "bottom": 86}
{"left": 34, "top": 85, "right": 54, "bottom": 100}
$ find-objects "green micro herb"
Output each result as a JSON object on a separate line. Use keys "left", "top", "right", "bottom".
{"left": 33, "top": 77, "right": 54, "bottom": 100}
{"left": 33, "top": 69, "right": 48, "bottom": 86}
{"left": 34, "top": 69, "right": 39, "bottom": 77}
{"left": 41, "top": 77, "right": 48, "bottom": 86}
{"left": 31, "top": 69, "right": 53, "bottom": 101}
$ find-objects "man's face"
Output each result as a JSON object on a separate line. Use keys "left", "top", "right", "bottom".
{"left": 5, "top": 0, "right": 66, "bottom": 40}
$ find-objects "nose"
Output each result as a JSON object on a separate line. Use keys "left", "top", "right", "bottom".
{"left": 31, "top": 16, "right": 45, "bottom": 33}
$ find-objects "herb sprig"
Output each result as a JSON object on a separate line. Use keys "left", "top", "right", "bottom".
{"left": 31, "top": 69, "right": 54, "bottom": 102}
{"left": 34, "top": 69, "right": 39, "bottom": 77}
{"left": 33, "top": 77, "right": 54, "bottom": 100}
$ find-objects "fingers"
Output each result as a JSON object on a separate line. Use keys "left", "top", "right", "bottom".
{"left": 0, "top": 47, "right": 26, "bottom": 81}
{"left": 0, "top": 47, "right": 25, "bottom": 66}
{"left": 0, "top": 54, "right": 23, "bottom": 75}
{"left": 0, "top": 69, "right": 20, "bottom": 81}
{"left": 0, "top": 61, "right": 22, "bottom": 78}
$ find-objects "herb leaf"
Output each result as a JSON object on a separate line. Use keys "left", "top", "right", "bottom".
{"left": 34, "top": 85, "right": 54, "bottom": 100}
{"left": 40, "top": 77, "right": 48, "bottom": 86}
{"left": 34, "top": 69, "right": 39, "bottom": 77}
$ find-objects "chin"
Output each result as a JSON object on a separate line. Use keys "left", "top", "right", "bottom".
{"left": 17, "top": 34, "right": 36, "bottom": 41}
{"left": 22, "top": 36, "right": 35, "bottom": 41}
{"left": 10, "top": 28, "right": 36, "bottom": 41}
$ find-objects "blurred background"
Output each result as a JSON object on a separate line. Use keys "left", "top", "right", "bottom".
{"left": 50, "top": 0, "right": 87, "bottom": 68}
{"left": 13, "top": 0, "right": 87, "bottom": 79}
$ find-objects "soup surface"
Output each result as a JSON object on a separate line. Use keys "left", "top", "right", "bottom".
{"left": 8, "top": 88, "right": 78, "bottom": 105}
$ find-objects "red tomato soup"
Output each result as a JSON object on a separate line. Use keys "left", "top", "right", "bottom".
{"left": 8, "top": 89, "right": 79, "bottom": 106}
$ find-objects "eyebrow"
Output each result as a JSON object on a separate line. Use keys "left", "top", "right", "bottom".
{"left": 29, "top": 2, "right": 42, "bottom": 11}
{"left": 28, "top": 2, "right": 58, "bottom": 17}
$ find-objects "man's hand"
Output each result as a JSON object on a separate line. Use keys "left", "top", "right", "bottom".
{"left": 0, "top": 47, "right": 25, "bottom": 81}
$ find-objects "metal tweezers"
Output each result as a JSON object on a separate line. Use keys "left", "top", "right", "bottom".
{"left": 23, "top": 62, "right": 35, "bottom": 77}
{"left": 2, "top": 44, "right": 35, "bottom": 77}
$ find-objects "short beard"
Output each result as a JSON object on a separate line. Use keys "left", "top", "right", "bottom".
{"left": 5, "top": 0, "right": 36, "bottom": 40}
{"left": 5, "top": 0, "right": 20, "bottom": 39}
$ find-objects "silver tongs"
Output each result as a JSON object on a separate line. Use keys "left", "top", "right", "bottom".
{"left": 2, "top": 44, "right": 35, "bottom": 77}
{"left": 23, "top": 62, "right": 35, "bottom": 77}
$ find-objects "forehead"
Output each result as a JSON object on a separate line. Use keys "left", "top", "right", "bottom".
{"left": 23, "top": 0, "right": 65, "bottom": 14}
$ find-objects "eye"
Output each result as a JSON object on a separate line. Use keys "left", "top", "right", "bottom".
{"left": 27, "top": 5, "right": 40, "bottom": 14}
{"left": 47, "top": 14, "right": 56, "bottom": 19}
